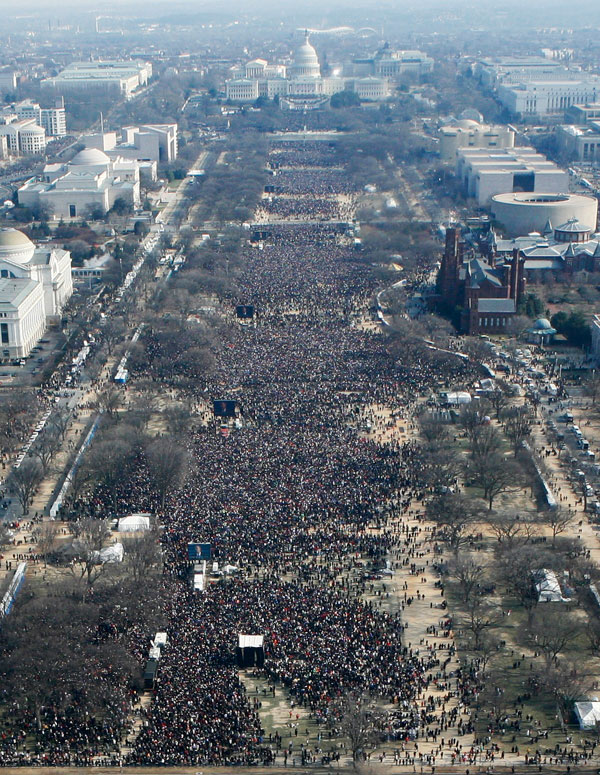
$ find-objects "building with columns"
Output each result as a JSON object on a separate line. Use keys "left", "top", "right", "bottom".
{"left": 226, "top": 32, "right": 389, "bottom": 107}
{"left": 0, "top": 229, "right": 73, "bottom": 358}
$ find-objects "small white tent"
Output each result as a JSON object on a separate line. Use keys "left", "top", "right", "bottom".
{"left": 92, "top": 543, "right": 124, "bottom": 564}
{"left": 575, "top": 701, "right": 600, "bottom": 729}
{"left": 118, "top": 514, "right": 151, "bottom": 532}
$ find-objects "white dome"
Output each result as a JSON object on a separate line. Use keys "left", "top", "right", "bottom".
{"left": 0, "top": 228, "right": 35, "bottom": 264}
{"left": 71, "top": 148, "right": 110, "bottom": 166}
{"left": 290, "top": 33, "right": 321, "bottom": 78}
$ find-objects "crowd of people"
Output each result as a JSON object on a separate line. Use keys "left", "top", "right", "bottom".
{"left": 1, "top": 140, "right": 480, "bottom": 766}
{"left": 123, "top": 142, "right": 479, "bottom": 765}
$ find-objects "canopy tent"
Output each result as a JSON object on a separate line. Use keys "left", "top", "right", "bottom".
{"left": 237, "top": 634, "right": 265, "bottom": 668}
{"left": 534, "top": 568, "right": 569, "bottom": 602}
{"left": 575, "top": 701, "right": 600, "bottom": 729}
{"left": 92, "top": 543, "right": 124, "bottom": 564}
{"left": 118, "top": 514, "right": 151, "bottom": 532}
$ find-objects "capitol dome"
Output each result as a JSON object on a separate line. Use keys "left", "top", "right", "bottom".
{"left": 290, "top": 32, "right": 321, "bottom": 78}
{"left": 71, "top": 148, "right": 110, "bottom": 166}
{"left": 0, "top": 228, "right": 35, "bottom": 264}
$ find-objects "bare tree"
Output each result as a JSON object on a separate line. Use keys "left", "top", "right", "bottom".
{"left": 466, "top": 452, "right": 525, "bottom": 510}
{"left": 584, "top": 371, "right": 600, "bottom": 405}
{"left": 486, "top": 510, "right": 539, "bottom": 548}
{"left": 145, "top": 438, "right": 190, "bottom": 510}
{"left": 328, "top": 690, "right": 385, "bottom": 764}
{"left": 462, "top": 595, "right": 499, "bottom": 651}
{"left": 469, "top": 424, "right": 503, "bottom": 462}
{"left": 49, "top": 409, "right": 71, "bottom": 442}
{"left": 34, "top": 521, "right": 59, "bottom": 565}
{"left": 498, "top": 545, "right": 555, "bottom": 624}
{"left": 122, "top": 528, "right": 162, "bottom": 582}
{"left": 542, "top": 508, "right": 576, "bottom": 548}
{"left": 11, "top": 459, "right": 44, "bottom": 514}
{"left": 69, "top": 519, "right": 113, "bottom": 592}
{"left": 0, "top": 523, "right": 12, "bottom": 549}
{"left": 524, "top": 611, "right": 580, "bottom": 669}
{"left": 502, "top": 406, "right": 532, "bottom": 457}
{"left": 421, "top": 442, "right": 462, "bottom": 492}
{"left": 426, "top": 493, "right": 484, "bottom": 554}
{"left": 30, "top": 427, "right": 61, "bottom": 473}
{"left": 449, "top": 553, "right": 487, "bottom": 604}
{"left": 487, "top": 382, "right": 510, "bottom": 420}
{"left": 97, "top": 387, "right": 123, "bottom": 419}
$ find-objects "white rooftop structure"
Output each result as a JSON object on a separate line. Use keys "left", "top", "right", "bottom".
{"left": 118, "top": 514, "right": 151, "bottom": 532}
{"left": 456, "top": 147, "right": 569, "bottom": 206}
{"left": 18, "top": 146, "right": 141, "bottom": 219}
{"left": 534, "top": 568, "right": 569, "bottom": 602}
{"left": 575, "top": 702, "right": 600, "bottom": 730}
{"left": 41, "top": 60, "right": 152, "bottom": 99}
{"left": 238, "top": 634, "right": 264, "bottom": 649}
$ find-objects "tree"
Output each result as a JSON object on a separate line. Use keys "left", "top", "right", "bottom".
{"left": 466, "top": 452, "right": 525, "bottom": 510}
{"left": 30, "top": 426, "right": 61, "bottom": 473}
{"left": 583, "top": 371, "right": 600, "bottom": 405}
{"left": 122, "top": 528, "right": 162, "bottom": 582}
{"left": 543, "top": 661, "right": 594, "bottom": 721}
{"left": 102, "top": 316, "right": 127, "bottom": 355}
{"left": 328, "top": 690, "right": 385, "bottom": 764}
{"left": 145, "top": 438, "right": 190, "bottom": 510}
{"left": 542, "top": 508, "right": 575, "bottom": 548}
{"left": 486, "top": 510, "right": 539, "bottom": 548}
{"left": 34, "top": 521, "right": 58, "bottom": 564}
{"left": 469, "top": 424, "right": 503, "bottom": 462}
{"left": 449, "top": 553, "right": 487, "bottom": 604}
{"left": 498, "top": 545, "right": 555, "bottom": 624}
{"left": 426, "top": 493, "right": 483, "bottom": 554}
{"left": 98, "top": 386, "right": 123, "bottom": 418}
{"left": 80, "top": 438, "right": 133, "bottom": 512}
{"left": 524, "top": 611, "right": 580, "bottom": 669}
{"left": 488, "top": 386, "right": 509, "bottom": 421}
{"left": 462, "top": 595, "right": 499, "bottom": 651}
{"left": 502, "top": 406, "right": 532, "bottom": 456}
{"left": 110, "top": 197, "right": 133, "bottom": 216}
{"left": 0, "top": 523, "right": 11, "bottom": 549}
{"left": 69, "top": 518, "right": 113, "bottom": 591}
{"left": 49, "top": 408, "right": 71, "bottom": 442}
{"left": 11, "top": 459, "right": 44, "bottom": 514}
{"left": 421, "top": 441, "right": 462, "bottom": 492}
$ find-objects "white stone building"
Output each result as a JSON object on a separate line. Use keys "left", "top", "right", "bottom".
{"left": 497, "top": 78, "right": 600, "bottom": 117}
{"left": 0, "top": 229, "right": 73, "bottom": 358}
{"left": 18, "top": 147, "right": 141, "bottom": 219}
{"left": 0, "top": 119, "right": 46, "bottom": 156}
{"left": 226, "top": 33, "right": 389, "bottom": 106}
{"left": 41, "top": 60, "right": 152, "bottom": 100}
{"left": 82, "top": 123, "right": 177, "bottom": 165}
{"left": 439, "top": 118, "right": 515, "bottom": 162}
{"left": 347, "top": 44, "right": 433, "bottom": 79}
{"left": 456, "top": 146, "right": 569, "bottom": 206}
{"left": 15, "top": 98, "right": 67, "bottom": 137}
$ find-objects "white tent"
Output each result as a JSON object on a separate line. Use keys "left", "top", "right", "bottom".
{"left": 118, "top": 514, "right": 151, "bottom": 532}
{"left": 154, "top": 632, "right": 167, "bottom": 647}
{"left": 239, "top": 634, "right": 264, "bottom": 649}
{"left": 534, "top": 568, "right": 569, "bottom": 602}
{"left": 92, "top": 543, "right": 124, "bottom": 564}
{"left": 575, "top": 701, "right": 600, "bottom": 729}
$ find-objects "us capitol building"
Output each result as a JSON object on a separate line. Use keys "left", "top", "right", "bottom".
{"left": 226, "top": 32, "right": 390, "bottom": 109}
